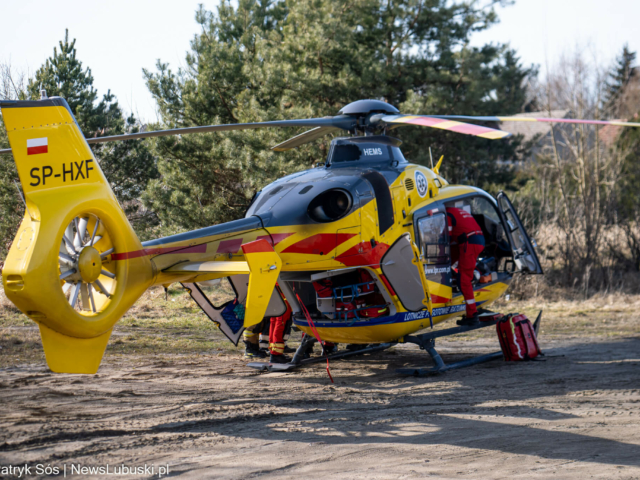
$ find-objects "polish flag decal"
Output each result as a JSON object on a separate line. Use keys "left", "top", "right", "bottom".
{"left": 27, "top": 137, "right": 48, "bottom": 155}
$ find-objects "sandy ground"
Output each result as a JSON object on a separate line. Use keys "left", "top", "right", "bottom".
{"left": 1, "top": 327, "right": 640, "bottom": 479}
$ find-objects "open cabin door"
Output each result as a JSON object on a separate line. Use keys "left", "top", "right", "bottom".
{"left": 496, "top": 191, "right": 543, "bottom": 275}
{"left": 182, "top": 276, "right": 287, "bottom": 346}
{"left": 380, "top": 233, "right": 428, "bottom": 312}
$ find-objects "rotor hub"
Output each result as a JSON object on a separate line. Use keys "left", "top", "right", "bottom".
{"left": 78, "top": 246, "right": 102, "bottom": 283}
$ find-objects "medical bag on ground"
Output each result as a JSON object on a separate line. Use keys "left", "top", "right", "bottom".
{"left": 496, "top": 314, "right": 542, "bottom": 361}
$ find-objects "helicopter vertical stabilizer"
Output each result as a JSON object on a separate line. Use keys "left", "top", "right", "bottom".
{"left": 0, "top": 98, "right": 154, "bottom": 373}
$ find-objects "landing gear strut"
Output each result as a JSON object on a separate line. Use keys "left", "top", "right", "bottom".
{"left": 247, "top": 334, "right": 395, "bottom": 372}
{"left": 396, "top": 312, "right": 542, "bottom": 376}
{"left": 248, "top": 312, "right": 542, "bottom": 376}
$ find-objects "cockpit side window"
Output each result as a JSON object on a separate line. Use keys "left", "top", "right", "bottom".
{"left": 466, "top": 196, "right": 506, "bottom": 248}
{"left": 468, "top": 197, "right": 501, "bottom": 224}
{"left": 332, "top": 144, "right": 362, "bottom": 162}
{"left": 417, "top": 213, "right": 450, "bottom": 264}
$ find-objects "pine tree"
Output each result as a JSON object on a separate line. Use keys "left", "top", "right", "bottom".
{"left": 0, "top": 64, "right": 28, "bottom": 261}
{"left": 608, "top": 45, "right": 640, "bottom": 269}
{"left": 605, "top": 44, "right": 637, "bottom": 115}
{"left": 143, "top": 0, "right": 534, "bottom": 232}
{"left": 27, "top": 30, "right": 159, "bottom": 235}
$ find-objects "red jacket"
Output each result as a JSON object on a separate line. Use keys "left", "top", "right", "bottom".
{"left": 446, "top": 207, "right": 483, "bottom": 245}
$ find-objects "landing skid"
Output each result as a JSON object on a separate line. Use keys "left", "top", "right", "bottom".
{"left": 248, "top": 311, "right": 542, "bottom": 376}
{"left": 396, "top": 311, "right": 542, "bottom": 376}
{"left": 247, "top": 334, "right": 395, "bottom": 373}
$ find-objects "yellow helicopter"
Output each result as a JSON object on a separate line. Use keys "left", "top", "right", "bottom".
{"left": 2, "top": 97, "right": 639, "bottom": 375}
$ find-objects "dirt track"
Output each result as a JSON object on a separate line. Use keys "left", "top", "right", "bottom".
{"left": 1, "top": 331, "right": 640, "bottom": 479}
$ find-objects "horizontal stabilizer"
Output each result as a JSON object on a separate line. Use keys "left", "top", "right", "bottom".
{"left": 163, "top": 261, "right": 250, "bottom": 275}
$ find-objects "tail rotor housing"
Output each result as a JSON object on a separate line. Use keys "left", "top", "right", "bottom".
{"left": 1, "top": 97, "right": 154, "bottom": 373}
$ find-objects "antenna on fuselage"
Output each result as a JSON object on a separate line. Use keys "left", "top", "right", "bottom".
{"left": 429, "top": 147, "right": 434, "bottom": 170}
{"left": 433, "top": 155, "right": 444, "bottom": 175}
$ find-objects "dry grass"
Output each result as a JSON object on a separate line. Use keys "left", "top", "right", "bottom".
{"left": 2, "top": 284, "right": 640, "bottom": 369}
{"left": 520, "top": 223, "right": 640, "bottom": 296}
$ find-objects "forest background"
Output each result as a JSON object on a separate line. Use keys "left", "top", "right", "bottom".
{"left": 1, "top": 0, "right": 639, "bottom": 299}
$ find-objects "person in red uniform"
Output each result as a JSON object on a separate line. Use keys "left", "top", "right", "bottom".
{"left": 268, "top": 286, "right": 293, "bottom": 364}
{"left": 446, "top": 206, "right": 485, "bottom": 325}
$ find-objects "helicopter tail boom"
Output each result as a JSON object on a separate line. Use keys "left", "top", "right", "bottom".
{"left": 0, "top": 97, "right": 154, "bottom": 373}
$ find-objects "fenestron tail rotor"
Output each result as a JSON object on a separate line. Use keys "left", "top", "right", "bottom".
{"left": 58, "top": 213, "right": 116, "bottom": 314}
{"left": 1, "top": 97, "right": 155, "bottom": 374}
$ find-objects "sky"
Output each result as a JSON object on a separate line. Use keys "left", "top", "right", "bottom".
{"left": 1, "top": 0, "right": 639, "bottom": 122}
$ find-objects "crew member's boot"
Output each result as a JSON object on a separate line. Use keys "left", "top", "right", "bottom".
{"left": 244, "top": 341, "right": 267, "bottom": 358}
{"left": 457, "top": 313, "right": 480, "bottom": 326}
{"left": 269, "top": 353, "right": 291, "bottom": 364}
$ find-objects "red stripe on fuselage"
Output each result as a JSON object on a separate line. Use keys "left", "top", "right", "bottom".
{"left": 216, "top": 238, "right": 243, "bottom": 254}
{"left": 335, "top": 241, "right": 389, "bottom": 268}
{"left": 282, "top": 233, "right": 356, "bottom": 255}
{"left": 241, "top": 239, "right": 274, "bottom": 254}
{"left": 111, "top": 243, "right": 207, "bottom": 260}
{"left": 110, "top": 232, "right": 295, "bottom": 261}
{"left": 430, "top": 294, "right": 451, "bottom": 304}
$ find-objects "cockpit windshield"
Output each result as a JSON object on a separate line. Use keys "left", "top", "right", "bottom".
{"left": 329, "top": 142, "right": 406, "bottom": 164}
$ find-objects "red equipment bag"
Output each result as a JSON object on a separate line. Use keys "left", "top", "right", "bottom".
{"left": 356, "top": 270, "right": 376, "bottom": 295}
{"left": 496, "top": 314, "right": 542, "bottom": 361}
{"left": 312, "top": 278, "right": 334, "bottom": 298}
{"left": 336, "top": 301, "right": 358, "bottom": 319}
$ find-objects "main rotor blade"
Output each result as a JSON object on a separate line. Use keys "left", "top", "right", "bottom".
{"left": 425, "top": 114, "right": 640, "bottom": 128}
{"left": 272, "top": 126, "right": 340, "bottom": 151}
{"left": 380, "top": 115, "right": 511, "bottom": 139}
{"left": 0, "top": 116, "right": 354, "bottom": 154}
{"left": 90, "top": 116, "right": 353, "bottom": 148}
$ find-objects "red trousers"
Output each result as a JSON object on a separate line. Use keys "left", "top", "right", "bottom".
{"left": 269, "top": 315, "right": 286, "bottom": 355}
{"left": 457, "top": 242, "right": 484, "bottom": 317}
